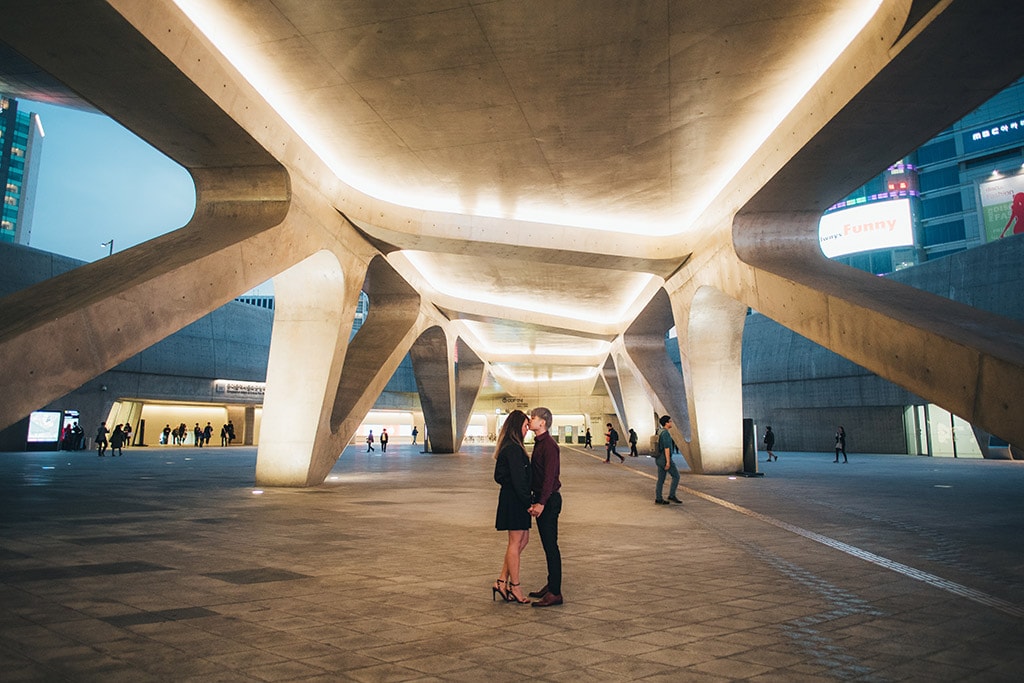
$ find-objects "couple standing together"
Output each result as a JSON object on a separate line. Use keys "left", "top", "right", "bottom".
{"left": 492, "top": 407, "right": 563, "bottom": 607}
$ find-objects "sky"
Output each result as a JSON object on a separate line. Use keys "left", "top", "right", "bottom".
{"left": 21, "top": 99, "right": 196, "bottom": 263}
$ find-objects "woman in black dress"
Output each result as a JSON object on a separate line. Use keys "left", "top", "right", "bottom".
{"left": 492, "top": 409, "right": 532, "bottom": 604}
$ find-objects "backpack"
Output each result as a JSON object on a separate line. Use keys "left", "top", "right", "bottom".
{"left": 610, "top": 428, "right": 618, "bottom": 444}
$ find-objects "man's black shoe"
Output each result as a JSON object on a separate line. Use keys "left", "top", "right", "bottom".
{"left": 655, "top": 499, "right": 669, "bottom": 505}
{"left": 528, "top": 585, "right": 549, "bottom": 599}
{"left": 668, "top": 496, "right": 682, "bottom": 504}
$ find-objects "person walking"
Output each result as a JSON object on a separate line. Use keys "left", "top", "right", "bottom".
{"left": 491, "top": 410, "right": 532, "bottom": 604}
{"left": 604, "top": 423, "right": 624, "bottom": 463}
{"left": 122, "top": 423, "right": 132, "bottom": 448}
{"left": 411, "top": 426, "right": 418, "bottom": 444}
{"left": 193, "top": 423, "right": 203, "bottom": 447}
{"left": 109, "top": 424, "right": 126, "bottom": 456}
{"left": 95, "top": 422, "right": 109, "bottom": 457}
{"left": 584, "top": 428, "right": 592, "bottom": 449}
{"left": 527, "top": 407, "right": 564, "bottom": 607}
{"left": 380, "top": 428, "right": 389, "bottom": 453}
{"left": 764, "top": 425, "right": 777, "bottom": 461}
{"left": 628, "top": 428, "right": 639, "bottom": 457}
{"left": 655, "top": 415, "right": 681, "bottom": 505}
{"left": 366, "top": 430, "right": 375, "bottom": 452}
{"left": 834, "top": 426, "right": 847, "bottom": 463}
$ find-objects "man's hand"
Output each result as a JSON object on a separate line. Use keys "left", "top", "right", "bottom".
{"left": 529, "top": 503, "right": 544, "bottom": 518}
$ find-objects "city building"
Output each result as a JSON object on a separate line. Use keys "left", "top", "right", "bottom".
{"left": 821, "top": 76, "right": 1024, "bottom": 275}
{"left": 0, "top": 95, "right": 42, "bottom": 245}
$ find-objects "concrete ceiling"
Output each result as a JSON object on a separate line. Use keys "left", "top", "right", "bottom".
{"left": 2, "top": 0, "right": 893, "bottom": 396}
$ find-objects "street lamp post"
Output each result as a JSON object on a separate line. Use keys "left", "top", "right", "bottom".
{"left": 100, "top": 239, "right": 113, "bottom": 256}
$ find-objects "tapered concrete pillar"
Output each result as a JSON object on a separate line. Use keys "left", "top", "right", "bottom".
{"left": 410, "top": 327, "right": 457, "bottom": 453}
{"left": 454, "top": 339, "right": 486, "bottom": 449}
{"left": 609, "top": 350, "right": 657, "bottom": 455}
{"left": 256, "top": 254, "right": 425, "bottom": 486}
{"left": 255, "top": 250, "right": 362, "bottom": 486}
{"left": 621, "top": 289, "right": 690, "bottom": 458}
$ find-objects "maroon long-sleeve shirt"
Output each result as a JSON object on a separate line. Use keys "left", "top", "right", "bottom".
{"left": 530, "top": 430, "right": 561, "bottom": 506}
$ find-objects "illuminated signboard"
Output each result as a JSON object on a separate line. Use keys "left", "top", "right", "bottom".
{"left": 979, "top": 174, "right": 1024, "bottom": 242}
{"left": 962, "top": 115, "right": 1024, "bottom": 155}
{"left": 818, "top": 198, "right": 914, "bottom": 258}
{"left": 214, "top": 379, "right": 265, "bottom": 397}
{"left": 27, "top": 410, "right": 62, "bottom": 442}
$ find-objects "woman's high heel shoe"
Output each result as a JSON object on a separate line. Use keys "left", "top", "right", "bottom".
{"left": 492, "top": 578, "right": 509, "bottom": 601}
{"left": 506, "top": 582, "right": 530, "bottom": 604}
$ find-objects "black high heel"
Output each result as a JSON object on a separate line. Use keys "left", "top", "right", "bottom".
{"left": 506, "top": 582, "right": 529, "bottom": 604}
{"left": 492, "top": 578, "right": 509, "bottom": 601}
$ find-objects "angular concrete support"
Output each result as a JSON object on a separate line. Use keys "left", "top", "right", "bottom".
{"left": 454, "top": 338, "right": 486, "bottom": 449}
{"left": 410, "top": 327, "right": 457, "bottom": 453}
{"left": 680, "top": 286, "right": 748, "bottom": 474}
{"left": 0, "top": 165, "right": 290, "bottom": 432}
{"left": 621, "top": 289, "right": 690, "bottom": 456}
{"left": 600, "top": 355, "right": 626, "bottom": 424}
{"left": 608, "top": 350, "right": 657, "bottom": 456}
{"left": 734, "top": 212, "right": 1024, "bottom": 449}
{"left": 256, "top": 254, "right": 424, "bottom": 486}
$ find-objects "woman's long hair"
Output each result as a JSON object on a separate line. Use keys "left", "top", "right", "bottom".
{"left": 493, "top": 410, "right": 529, "bottom": 459}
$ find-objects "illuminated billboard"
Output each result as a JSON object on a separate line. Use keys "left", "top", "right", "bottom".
{"left": 818, "top": 198, "right": 914, "bottom": 258}
{"left": 979, "top": 174, "right": 1024, "bottom": 242}
{"left": 27, "top": 410, "right": 62, "bottom": 442}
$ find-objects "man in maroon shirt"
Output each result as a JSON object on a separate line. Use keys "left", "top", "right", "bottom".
{"left": 527, "top": 407, "right": 563, "bottom": 607}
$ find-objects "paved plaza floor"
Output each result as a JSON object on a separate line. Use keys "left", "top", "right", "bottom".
{"left": 2, "top": 442, "right": 1024, "bottom": 681}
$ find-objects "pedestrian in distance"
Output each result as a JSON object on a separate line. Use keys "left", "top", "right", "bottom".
{"left": 95, "top": 422, "right": 109, "bottom": 457}
{"left": 411, "top": 426, "right": 418, "bottom": 444}
{"left": 109, "top": 424, "right": 126, "bottom": 456}
{"left": 380, "top": 428, "right": 389, "bottom": 453}
{"left": 122, "top": 423, "right": 132, "bottom": 448}
{"left": 491, "top": 410, "right": 532, "bottom": 604}
{"left": 604, "top": 423, "right": 624, "bottom": 463}
{"left": 834, "top": 426, "right": 847, "bottom": 463}
{"left": 628, "top": 428, "right": 639, "bottom": 457}
{"left": 366, "top": 430, "right": 375, "bottom": 452}
{"left": 764, "top": 425, "right": 777, "bottom": 461}
{"left": 584, "top": 428, "right": 592, "bottom": 449}
{"left": 655, "top": 415, "right": 681, "bottom": 505}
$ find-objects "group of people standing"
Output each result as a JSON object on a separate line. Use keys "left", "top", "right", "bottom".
{"left": 492, "top": 407, "right": 564, "bottom": 607}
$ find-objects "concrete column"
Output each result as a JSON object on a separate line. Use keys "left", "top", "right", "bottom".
{"left": 610, "top": 350, "right": 657, "bottom": 455}
{"left": 410, "top": 327, "right": 457, "bottom": 453}
{"left": 675, "top": 286, "right": 748, "bottom": 474}
{"left": 256, "top": 254, "right": 426, "bottom": 485}
{"left": 243, "top": 406, "right": 256, "bottom": 446}
{"left": 255, "top": 250, "right": 361, "bottom": 486}
{"left": 454, "top": 338, "right": 486, "bottom": 449}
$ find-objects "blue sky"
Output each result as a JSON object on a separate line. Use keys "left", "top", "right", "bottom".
{"left": 22, "top": 99, "right": 196, "bottom": 262}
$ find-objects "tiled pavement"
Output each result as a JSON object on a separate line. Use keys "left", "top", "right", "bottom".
{"left": 2, "top": 442, "right": 1024, "bottom": 681}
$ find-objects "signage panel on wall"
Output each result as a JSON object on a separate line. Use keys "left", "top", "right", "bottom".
{"left": 27, "top": 410, "right": 62, "bottom": 442}
{"left": 818, "top": 198, "right": 914, "bottom": 258}
{"left": 979, "top": 174, "right": 1024, "bottom": 242}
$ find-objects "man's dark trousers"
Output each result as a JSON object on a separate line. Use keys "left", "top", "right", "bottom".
{"left": 537, "top": 491, "right": 562, "bottom": 595}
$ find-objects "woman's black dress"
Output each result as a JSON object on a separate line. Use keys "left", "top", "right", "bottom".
{"left": 494, "top": 442, "right": 532, "bottom": 531}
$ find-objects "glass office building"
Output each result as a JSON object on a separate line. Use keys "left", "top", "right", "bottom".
{"left": 823, "top": 76, "right": 1024, "bottom": 274}
{"left": 0, "top": 96, "right": 43, "bottom": 245}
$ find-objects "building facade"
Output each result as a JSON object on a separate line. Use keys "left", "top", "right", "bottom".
{"left": 0, "top": 96, "right": 42, "bottom": 245}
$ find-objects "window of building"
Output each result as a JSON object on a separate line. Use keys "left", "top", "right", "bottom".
{"left": 921, "top": 219, "right": 966, "bottom": 246}
{"left": 918, "top": 166, "right": 960, "bottom": 192}
{"left": 920, "top": 192, "right": 963, "bottom": 219}
{"left": 916, "top": 138, "right": 957, "bottom": 165}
